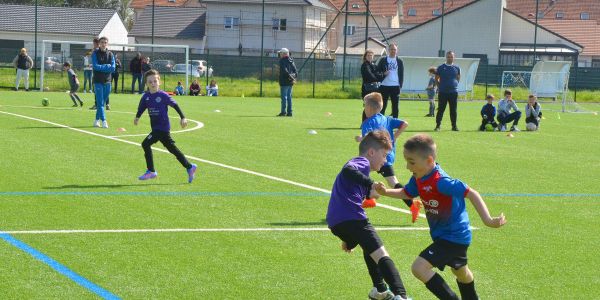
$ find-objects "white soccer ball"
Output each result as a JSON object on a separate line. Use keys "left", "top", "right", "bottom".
{"left": 526, "top": 123, "right": 537, "bottom": 131}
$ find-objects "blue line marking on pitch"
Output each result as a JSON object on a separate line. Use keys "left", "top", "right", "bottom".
{"left": 0, "top": 232, "right": 120, "bottom": 300}
{"left": 0, "top": 191, "right": 599, "bottom": 197}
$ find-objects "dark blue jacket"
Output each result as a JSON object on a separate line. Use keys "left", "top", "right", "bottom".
{"left": 92, "top": 49, "right": 115, "bottom": 84}
{"left": 279, "top": 56, "right": 297, "bottom": 86}
{"left": 481, "top": 103, "right": 496, "bottom": 120}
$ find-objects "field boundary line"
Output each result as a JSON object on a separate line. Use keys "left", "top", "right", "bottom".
{"left": 0, "top": 109, "right": 424, "bottom": 218}
{"left": 3, "top": 227, "right": 436, "bottom": 234}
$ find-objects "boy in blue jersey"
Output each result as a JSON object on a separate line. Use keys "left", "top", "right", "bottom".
{"left": 134, "top": 69, "right": 197, "bottom": 183}
{"left": 356, "top": 92, "right": 420, "bottom": 223}
{"left": 479, "top": 94, "right": 499, "bottom": 131}
{"left": 327, "top": 130, "right": 410, "bottom": 300}
{"left": 376, "top": 134, "right": 506, "bottom": 300}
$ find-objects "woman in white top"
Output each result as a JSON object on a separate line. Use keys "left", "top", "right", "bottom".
{"left": 206, "top": 79, "right": 218, "bottom": 96}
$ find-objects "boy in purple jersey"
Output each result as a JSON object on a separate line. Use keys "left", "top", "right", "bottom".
{"left": 375, "top": 134, "right": 506, "bottom": 300}
{"left": 355, "top": 92, "right": 420, "bottom": 223}
{"left": 327, "top": 130, "right": 411, "bottom": 300}
{"left": 134, "top": 69, "right": 197, "bottom": 183}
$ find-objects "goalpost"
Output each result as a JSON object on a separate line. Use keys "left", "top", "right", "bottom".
{"left": 501, "top": 61, "right": 592, "bottom": 113}
{"left": 40, "top": 40, "right": 190, "bottom": 93}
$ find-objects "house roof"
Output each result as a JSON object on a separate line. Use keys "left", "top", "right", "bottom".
{"left": 349, "top": 27, "right": 407, "bottom": 47}
{"left": 0, "top": 4, "right": 117, "bottom": 35}
{"left": 538, "top": 19, "right": 600, "bottom": 55}
{"left": 401, "top": 0, "right": 472, "bottom": 24}
{"left": 129, "top": 6, "right": 206, "bottom": 39}
{"left": 130, "top": 0, "right": 203, "bottom": 9}
{"left": 323, "top": 0, "right": 398, "bottom": 17}
{"left": 199, "top": 0, "right": 334, "bottom": 10}
{"left": 506, "top": 0, "right": 600, "bottom": 21}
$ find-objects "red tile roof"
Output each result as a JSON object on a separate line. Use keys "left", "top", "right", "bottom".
{"left": 538, "top": 19, "right": 600, "bottom": 55}
{"left": 506, "top": 0, "right": 600, "bottom": 21}
{"left": 324, "top": 0, "right": 399, "bottom": 17}
{"left": 401, "top": 0, "right": 472, "bottom": 24}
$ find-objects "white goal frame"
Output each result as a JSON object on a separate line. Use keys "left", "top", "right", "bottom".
{"left": 501, "top": 70, "right": 570, "bottom": 112}
{"left": 40, "top": 40, "right": 190, "bottom": 92}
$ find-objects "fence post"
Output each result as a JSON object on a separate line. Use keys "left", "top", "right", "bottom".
{"left": 312, "top": 54, "right": 316, "bottom": 98}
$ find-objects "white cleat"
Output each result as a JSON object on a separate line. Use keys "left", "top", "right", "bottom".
{"left": 102, "top": 120, "right": 109, "bottom": 128}
{"left": 93, "top": 119, "right": 101, "bottom": 127}
{"left": 368, "top": 287, "right": 395, "bottom": 300}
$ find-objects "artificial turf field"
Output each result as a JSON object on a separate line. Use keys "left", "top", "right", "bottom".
{"left": 0, "top": 91, "right": 599, "bottom": 299}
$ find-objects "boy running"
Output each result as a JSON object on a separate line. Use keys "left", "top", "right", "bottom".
{"left": 327, "top": 130, "right": 411, "bottom": 300}
{"left": 134, "top": 69, "right": 197, "bottom": 183}
{"left": 375, "top": 134, "right": 506, "bottom": 300}
{"left": 63, "top": 62, "right": 83, "bottom": 107}
{"left": 356, "top": 92, "right": 420, "bottom": 222}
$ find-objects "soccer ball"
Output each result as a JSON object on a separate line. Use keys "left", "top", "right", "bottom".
{"left": 41, "top": 98, "right": 49, "bottom": 106}
{"left": 485, "top": 123, "right": 494, "bottom": 131}
{"left": 526, "top": 123, "right": 537, "bottom": 131}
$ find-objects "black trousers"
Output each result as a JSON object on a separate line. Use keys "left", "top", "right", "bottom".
{"left": 436, "top": 92, "right": 458, "bottom": 128}
{"left": 111, "top": 72, "right": 119, "bottom": 93}
{"left": 141, "top": 130, "right": 191, "bottom": 172}
{"left": 379, "top": 85, "right": 400, "bottom": 118}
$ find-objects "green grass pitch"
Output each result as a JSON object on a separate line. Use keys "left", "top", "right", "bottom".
{"left": 0, "top": 91, "right": 599, "bottom": 299}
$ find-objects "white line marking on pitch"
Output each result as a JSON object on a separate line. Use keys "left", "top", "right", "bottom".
{"left": 0, "top": 110, "right": 424, "bottom": 218}
{"left": 2, "top": 227, "right": 433, "bottom": 234}
{"left": 0, "top": 105, "right": 204, "bottom": 137}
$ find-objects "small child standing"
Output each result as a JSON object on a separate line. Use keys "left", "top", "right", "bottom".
{"left": 134, "top": 69, "right": 197, "bottom": 183}
{"left": 375, "top": 134, "right": 506, "bottom": 300}
{"left": 479, "top": 94, "right": 498, "bottom": 131}
{"left": 63, "top": 62, "right": 83, "bottom": 107}
{"left": 497, "top": 89, "right": 521, "bottom": 132}
{"left": 525, "top": 94, "right": 542, "bottom": 131}
{"left": 174, "top": 81, "right": 185, "bottom": 95}
{"left": 355, "top": 92, "right": 420, "bottom": 222}
{"left": 425, "top": 67, "right": 436, "bottom": 117}
{"left": 327, "top": 130, "right": 410, "bottom": 300}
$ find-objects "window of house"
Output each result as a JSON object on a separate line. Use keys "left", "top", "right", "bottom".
{"left": 537, "top": 12, "right": 544, "bottom": 19}
{"left": 344, "top": 25, "right": 355, "bottom": 35}
{"left": 352, "top": 4, "right": 359, "bottom": 9}
{"left": 407, "top": 8, "right": 417, "bottom": 16}
{"left": 592, "top": 59, "right": 600, "bottom": 68}
{"left": 433, "top": 9, "right": 441, "bottom": 16}
{"left": 51, "top": 43, "right": 61, "bottom": 52}
{"left": 224, "top": 17, "right": 239, "bottom": 30}
{"left": 555, "top": 12, "right": 564, "bottom": 19}
{"left": 580, "top": 12, "right": 590, "bottom": 20}
{"left": 272, "top": 18, "right": 287, "bottom": 31}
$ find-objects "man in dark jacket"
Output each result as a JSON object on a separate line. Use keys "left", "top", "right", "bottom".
{"left": 13, "top": 48, "right": 33, "bottom": 91}
{"left": 278, "top": 48, "right": 297, "bottom": 117}
{"left": 376, "top": 44, "right": 404, "bottom": 118}
{"left": 130, "top": 52, "right": 143, "bottom": 94}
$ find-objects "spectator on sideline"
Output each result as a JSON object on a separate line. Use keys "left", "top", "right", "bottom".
{"left": 130, "top": 52, "right": 143, "bottom": 94}
{"left": 12, "top": 48, "right": 33, "bottom": 91}
{"left": 206, "top": 79, "right": 218, "bottom": 96}
{"left": 83, "top": 50, "right": 93, "bottom": 93}
{"left": 277, "top": 48, "right": 297, "bottom": 117}
{"left": 140, "top": 57, "right": 152, "bottom": 92}
{"left": 434, "top": 51, "right": 461, "bottom": 131}
{"left": 174, "top": 81, "right": 185, "bottom": 95}
{"left": 425, "top": 67, "right": 437, "bottom": 117}
{"left": 189, "top": 80, "right": 201, "bottom": 96}
{"left": 497, "top": 89, "right": 521, "bottom": 132}
{"left": 376, "top": 43, "right": 404, "bottom": 118}
{"left": 525, "top": 94, "right": 542, "bottom": 131}
{"left": 91, "top": 36, "right": 115, "bottom": 128}
{"left": 360, "top": 49, "right": 384, "bottom": 122}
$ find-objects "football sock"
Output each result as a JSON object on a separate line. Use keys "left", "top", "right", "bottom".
{"left": 377, "top": 256, "right": 407, "bottom": 297}
{"left": 394, "top": 183, "right": 413, "bottom": 207}
{"left": 425, "top": 273, "right": 459, "bottom": 300}
{"left": 69, "top": 94, "right": 78, "bottom": 105}
{"left": 363, "top": 252, "right": 386, "bottom": 292}
{"left": 457, "top": 280, "right": 479, "bottom": 300}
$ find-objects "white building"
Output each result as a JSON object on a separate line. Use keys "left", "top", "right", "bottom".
{"left": 0, "top": 4, "right": 128, "bottom": 61}
{"left": 200, "top": 0, "right": 334, "bottom": 57}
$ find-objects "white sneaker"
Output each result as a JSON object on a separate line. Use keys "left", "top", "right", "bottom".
{"left": 392, "top": 296, "right": 412, "bottom": 300}
{"left": 510, "top": 126, "right": 520, "bottom": 132}
{"left": 102, "top": 120, "right": 109, "bottom": 128}
{"left": 93, "top": 120, "right": 101, "bottom": 127}
{"left": 368, "top": 287, "right": 395, "bottom": 300}
{"left": 500, "top": 125, "right": 506, "bottom": 132}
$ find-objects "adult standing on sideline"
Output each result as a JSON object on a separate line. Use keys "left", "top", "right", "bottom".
{"left": 376, "top": 43, "right": 404, "bottom": 118}
{"left": 92, "top": 36, "right": 115, "bottom": 128}
{"left": 360, "top": 49, "right": 384, "bottom": 122}
{"left": 277, "top": 48, "right": 297, "bottom": 117}
{"left": 12, "top": 48, "right": 33, "bottom": 91}
{"left": 434, "top": 51, "right": 461, "bottom": 131}
{"left": 140, "top": 57, "right": 152, "bottom": 92}
{"left": 130, "top": 52, "right": 143, "bottom": 94}
{"left": 112, "top": 54, "right": 121, "bottom": 94}
{"left": 83, "top": 50, "right": 93, "bottom": 93}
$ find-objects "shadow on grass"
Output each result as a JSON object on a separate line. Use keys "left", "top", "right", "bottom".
{"left": 17, "top": 126, "right": 94, "bottom": 129}
{"left": 43, "top": 183, "right": 181, "bottom": 189}
{"left": 306, "top": 127, "right": 359, "bottom": 131}
{"left": 269, "top": 220, "right": 327, "bottom": 226}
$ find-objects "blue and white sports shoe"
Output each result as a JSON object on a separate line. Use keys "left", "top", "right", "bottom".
{"left": 138, "top": 170, "right": 157, "bottom": 180}
{"left": 368, "top": 287, "right": 395, "bottom": 300}
{"left": 187, "top": 164, "right": 197, "bottom": 183}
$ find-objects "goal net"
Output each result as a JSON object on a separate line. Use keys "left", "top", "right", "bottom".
{"left": 501, "top": 61, "right": 592, "bottom": 113}
{"left": 40, "top": 40, "right": 191, "bottom": 94}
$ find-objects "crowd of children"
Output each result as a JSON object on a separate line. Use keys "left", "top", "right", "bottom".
{"left": 480, "top": 89, "right": 542, "bottom": 132}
